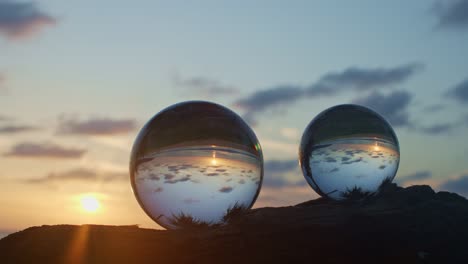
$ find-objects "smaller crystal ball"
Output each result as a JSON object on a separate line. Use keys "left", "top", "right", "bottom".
{"left": 299, "top": 104, "right": 400, "bottom": 200}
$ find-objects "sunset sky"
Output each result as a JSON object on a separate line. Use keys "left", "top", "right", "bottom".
{"left": 1, "top": 0, "right": 468, "bottom": 237}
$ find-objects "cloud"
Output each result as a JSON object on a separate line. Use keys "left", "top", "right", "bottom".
{"left": 306, "top": 63, "right": 422, "bottom": 96}
{"left": 0, "top": 73, "right": 5, "bottom": 89}
{"left": 234, "top": 63, "right": 421, "bottom": 124}
{"left": 445, "top": 77, "right": 468, "bottom": 104}
{"left": 25, "top": 168, "right": 97, "bottom": 184}
{"left": 182, "top": 198, "right": 200, "bottom": 204}
{"left": 254, "top": 185, "right": 319, "bottom": 208}
{"left": 422, "top": 104, "right": 445, "bottom": 113}
{"left": 24, "top": 168, "right": 127, "bottom": 184}
{"left": 4, "top": 142, "right": 86, "bottom": 159}
{"left": 235, "top": 85, "right": 303, "bottom": 124}
{"left": 265, "top": 159, "right": 298, "bottom": 173}
{"left": 352, "top": 90, "right": 413, "bottom": 127}
{"left": 419, "top": 123, "right": 455, "bottom": 135}
{"left": 433, "top": 0, "right": 468, "bottom": 30}
{"left": 280, "top": 127, "right": 300, "bottom": 140}
{"left": 0, "top": 1, "right": 56, "bottom": 39}
{"left": 0, "top": 114, "right": 11, "bottom": 121}
{"left": 173, "top": 73, "right": 239, "bottom": 96}
{"left": 57, "top": 117, "right": 137, "bottom": 136}
{"left": 164, "top": 174, "right": 175, "bottom": 180}
{"left": 262, "top": 160, "right": 306, "bottom": 188}
{"left": 165, "top": 175, "right": 191, "bottom": 184}
{"left": 219, "top": 186, "right": 233, "bottom": 193}
{"left": 398, "top": 171, "right": 432, "bottom": 184}
{"left": 439, "top": 175, "right": 468, "bottom": 196}
{"left": 0, "top": 124, "right": 38, "bottom": 134}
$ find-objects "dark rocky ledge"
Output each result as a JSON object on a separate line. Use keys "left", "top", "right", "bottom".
{"left": 1, "top": 184, "right": 468, "bottom": 263}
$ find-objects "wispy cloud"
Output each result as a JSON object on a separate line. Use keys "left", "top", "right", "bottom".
{"left": 265, "top": 160, "right": 298, "bottom": 174}
{"left": 219, "top": 186, "right": 233, "bottom": 193}
{"left": 4, "top": 142, "right": 86, "bottom": 159}
{"left": 439, "top": 174, "right": 468, "bottom": 196}
{"left": 445, "top": 77, "right": 468, "bottom": 104}
{"left": 0, "top": 1, "right": 56, "bottom": 39}
{"left": 235, "top": 85, "right": 303, "bottom": 114}
{"left": 57, "top": 116, "right": 137, "bottom": 136}
{"left": 422, "top": 104, "right": 445, "bottom": 113}
{"left": 0, "top": 114, "right": 10, "bottom": 121}
{"left": 173, "top": 73, "right": 239, "bottom": 96}
{"left": 280, "top": 127, "right": 300, "bottom": 141}
{"left": 433, "top": 0, "right": 468, "bottom": 30}
{"left": 352, "top": 90, "right": 413, "bottom": 127}
{"left": 0, "top": 73, "right": 5, "bottom": 90}
{"left": 262, "top": 160, "right": 305, "bottom": 188}
{"left": 182, "top": 198, "right": 200, "bottom": 204}
{"left": 397, "top": 170, "right": 432, "bottom": 185}
{"left": 418, "top": 123, "right": 455, "bottom": 135}
{"left": 24, "top": 167, "right": 127, "bottom": 184}
{"left": 0, "top": 124, "right": 38, "bottom": 134}
{"left": 234, "top": 63, "right": 422, "bottom": 124}
{"left": 306, "top": 63, "right": 422, "bottom": 96}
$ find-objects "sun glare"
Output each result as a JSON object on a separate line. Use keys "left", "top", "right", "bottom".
{"left": 373, "top": 142, "right": 380, "bottom": 151}
{"left": 211, "top": 151, "right": 217, "bottom": 165}
{"left": 80, "top": 195, "right": 100, "bottom": 213}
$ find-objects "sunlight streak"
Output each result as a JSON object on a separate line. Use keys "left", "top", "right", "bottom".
{"left": 63, "top": 225, "right": 89, "bottom": 264}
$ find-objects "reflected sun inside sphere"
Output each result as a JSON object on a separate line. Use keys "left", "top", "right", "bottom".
{"left": 211, "top": 151, "right": 218, "bottom": 165}
{"left": 80, "top": 195, "right": 100, "bottom": 213}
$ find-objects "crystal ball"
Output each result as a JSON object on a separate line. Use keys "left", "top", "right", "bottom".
{"left": 299, "top": 104, "right": 400, "bottom": 200}
{"left": 130, "top": 101, "right": 263, "bottom": 229}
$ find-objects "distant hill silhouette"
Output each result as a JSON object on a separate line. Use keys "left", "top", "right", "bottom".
{"left": 1, "top": 184, "right": 468, "bottom": 263}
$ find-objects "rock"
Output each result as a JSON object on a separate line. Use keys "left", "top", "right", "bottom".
{"left": 1, "top": 185, "right": 467, "bottom": 263}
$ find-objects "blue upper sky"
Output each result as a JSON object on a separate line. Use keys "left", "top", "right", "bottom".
{"left": 1, "top": 0, "right": 468, "bottom": 232}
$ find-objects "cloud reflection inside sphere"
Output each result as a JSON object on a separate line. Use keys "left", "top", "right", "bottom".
{"left": 299, "top": 104, "right": 400, "bottom": 200}
{"left": 130, "top": 101, "right": 263, "bottom": 229}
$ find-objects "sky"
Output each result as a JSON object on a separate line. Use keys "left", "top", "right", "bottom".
{"left": 1, "top": 0, "right": 468, "bottom": 236}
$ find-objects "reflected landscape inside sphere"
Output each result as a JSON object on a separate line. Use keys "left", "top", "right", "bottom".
{"left": 130, "top": 101, "right": 263, "bottom": 229}
{"left": 299, "top": 104, "right": 400, "bottom": 200}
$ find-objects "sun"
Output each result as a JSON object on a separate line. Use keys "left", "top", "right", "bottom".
{"left": 80, "top": 195, "right": 100, "bottom": 213}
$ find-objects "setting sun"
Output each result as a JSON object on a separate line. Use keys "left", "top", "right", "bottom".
{"left": 80, "top": 196, "right": 100, "bottom": 213}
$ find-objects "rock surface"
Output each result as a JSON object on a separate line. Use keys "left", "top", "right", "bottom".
{"left": 1, "top": 184, "right": 468, "bottom": 263}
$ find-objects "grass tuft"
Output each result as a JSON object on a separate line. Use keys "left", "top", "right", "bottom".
{"left": 169, "top": 213, "right": 220, "bottom": 230}
{"left": 222, "top": 202, "right": 249, "bottom": 224}
{"left": 340, "top": 186, "right": 374, "bottom": 202}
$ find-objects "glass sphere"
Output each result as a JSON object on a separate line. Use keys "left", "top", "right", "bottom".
{"left": 299, "top": 104, "right": 400, "bottom": 200}
{"left": 130, "top": 101, "right": 263, "bottom": 229}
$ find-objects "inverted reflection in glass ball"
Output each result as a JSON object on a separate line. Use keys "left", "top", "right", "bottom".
{"left": 130, "top": 101, "right": 263, "bottom": 229}
{"left": 299, "top": 104, "right": 400, "bottom": 200}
